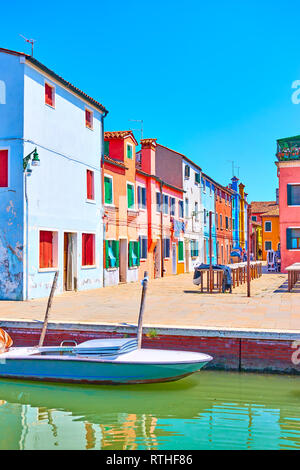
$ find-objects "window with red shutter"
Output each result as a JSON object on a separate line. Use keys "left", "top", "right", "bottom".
{"left": 45, "top": 83, "right": 54, "bottom": 107}
{"left": 39, "top": 231, "right": 54, "bottom": 268}
{"left": 0, "top": 150, "right": 8, "bottom": 187}
{"left": 85, "top": 109, "right": 93, "bottom": 129}
{"left": 86, "top": 170, "right": 94, "bottom": 200}
{"left": 82, "top": 233, "right": 95, "bottom": 266}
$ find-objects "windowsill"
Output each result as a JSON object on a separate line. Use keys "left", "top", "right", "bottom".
{"left": 178, "top": 260, "right": 185, "bottom": 263}
{"left": 86, "top": 199, "right": 96, "bottom": 204}
{"left": 45, "top": 103, "right": 55, "bottom": 109}
{"left": 86, "top": 125, "right": 94, "bottom": 131}
{"left": 128, "top": 266, "right": 138, "bottom": 270}
{"left": 127, "top": 208, "right": 138, "bottom": 213}
{"left": 104, "top": 203, "right": 116, "bottom": 208}
{"left": 81, "top": 265, "right": 97, "bottom": 269}
{"left": 106, "top": 267, "right": 118, "bottom": 271}
{"left": 140, "top": 258, "right": 147, "bottom": 262}
{"left": 38, "top": 267, "right": 58, "bottom": 273}
{"left": 138, "top": 207, "right": 147, "bottom": 212}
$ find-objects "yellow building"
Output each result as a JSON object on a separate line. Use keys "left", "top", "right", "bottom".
{"left": 261, "top": 206, "right": 280, "bottom": 260}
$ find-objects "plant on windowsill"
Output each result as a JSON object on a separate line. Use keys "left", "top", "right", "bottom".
{"left": 146, "top": 329, "right": 159, "bottom": 339}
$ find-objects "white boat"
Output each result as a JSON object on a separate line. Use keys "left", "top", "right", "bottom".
{"left": 0, "top": 339, "right": 212, "bottom": 385}
{"left": 0, "top": 272, "right": 213, "bottom": 385}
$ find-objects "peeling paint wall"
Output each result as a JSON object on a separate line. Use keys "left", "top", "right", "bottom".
{"left": 23, "top": 63, "right": 104, "bottom": 299}
{"left": 0, "top": 53, "right": 25, "bottom": 300}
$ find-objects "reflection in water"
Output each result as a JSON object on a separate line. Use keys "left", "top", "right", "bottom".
{"left": 0, "top": 371, "right": 300, "bottom": 450}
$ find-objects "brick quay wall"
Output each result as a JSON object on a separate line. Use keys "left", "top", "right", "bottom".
{"left": 1, "top": 321, "right": 300, "bottom": 375}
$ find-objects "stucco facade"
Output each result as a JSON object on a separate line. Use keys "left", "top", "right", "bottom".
{"left": 215, "top": 184, "right": 233, "bottom": 265}
{"left": 201, "top": 174, "right": 217, "bottom": 264}
{"left": 182, "top": 158, "right": 203, "bottom": 272}
{"left": 0, "top": 48, "right": 107, "bottom": 300}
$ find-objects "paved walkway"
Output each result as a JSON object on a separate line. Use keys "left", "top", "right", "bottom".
{"left": 0, "top": 269, "right": 300, "bottom": 331}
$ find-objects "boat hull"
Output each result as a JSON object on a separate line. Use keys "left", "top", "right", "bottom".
{"left": 0, "top": 348, "right": 212, "bottom": 385}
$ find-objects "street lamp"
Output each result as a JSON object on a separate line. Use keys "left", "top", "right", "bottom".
{"left": 23, "top": 147, "right": 40, "bottom": 173}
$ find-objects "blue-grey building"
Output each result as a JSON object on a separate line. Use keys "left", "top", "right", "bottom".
{"left": 0, "top": 47, "right": 108, "bottom": 300}
{"left": 201, "top": 173, "right": 217, "bottom": 264}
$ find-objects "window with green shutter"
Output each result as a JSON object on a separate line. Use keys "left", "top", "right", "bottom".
{"left": 127, "top": 144, "right": 133, "bottom": 159}
{"left": 128, "top": 241, "right": 140, "bottom": 267}
{"left": 104, "top": 176, "right": 113, "bottom": 205}
{"left": 178, "top": 241, "right": 184, "bottom": 262}
{"left": 105, "top": 240, "right": 119, "bottom": 268}
{"left": 287, "top": 184, "right": 300, "bottom": 206}
{"left": 127, "top": 183, "right": 135, "bottom": 209}
{"left": 104, "top": 141, "right": 110, "bottom": 156}
{"left": 287, "top": 228, "right": 300, "bottom": 249}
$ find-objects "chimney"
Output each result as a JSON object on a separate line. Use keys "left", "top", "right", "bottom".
{"left": 140, "top": 138, "right": 157, "bottom": 174}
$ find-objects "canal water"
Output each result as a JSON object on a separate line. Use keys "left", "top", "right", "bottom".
{"left": 0, "top": 370, "right": 300, "bottom": 450}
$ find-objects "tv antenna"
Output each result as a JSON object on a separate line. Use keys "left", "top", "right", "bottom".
{"left": 129, "top": 119, "right": 143, "bottom": 141}
{"left": 20, "top": 34, "right": 36, "bottom": 56}
{"left": 227, "top": 160, "right": 240, "bottom": 178}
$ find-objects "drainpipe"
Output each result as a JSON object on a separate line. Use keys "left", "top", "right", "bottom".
{"left": 160, "top": 180, "right": 164, "bottom": 277}
{"left": 24, "top": 171, "right": 29, "bottom": 300}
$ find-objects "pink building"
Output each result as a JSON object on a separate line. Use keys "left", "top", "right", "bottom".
{"left": 276, "top": 135, "right": 300, "bottom": 271}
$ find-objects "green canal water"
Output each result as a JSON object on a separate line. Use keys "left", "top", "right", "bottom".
{"left": 0, "top": 371, "right": 300, "bottom": 450}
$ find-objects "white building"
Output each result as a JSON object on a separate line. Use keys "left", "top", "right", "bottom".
{"left": 0, "top": 47, "right": 108, "bottom": 299}
{"left": 182, "top": 157, "right": 203, "bottom": 271}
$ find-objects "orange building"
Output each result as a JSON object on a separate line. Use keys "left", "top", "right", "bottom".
{"left": 251, "top": 201, "right": 279, "bottom": 260}
{"left": 102, "top": 131, "right": 140, "bottom": 286}
{"left": 261, "top": 206, "right": 280, "bottom": 260}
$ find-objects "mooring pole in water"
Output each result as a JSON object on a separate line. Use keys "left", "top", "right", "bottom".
{"left": 137, "top": 271, "right": 148, "bottom": 349}
{"left": 38, "top": 271, "right": 59, "bottom": 348}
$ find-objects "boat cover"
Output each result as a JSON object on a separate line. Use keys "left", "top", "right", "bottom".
{"left": 74, "top": 338, "right": 138, "bottom": 356}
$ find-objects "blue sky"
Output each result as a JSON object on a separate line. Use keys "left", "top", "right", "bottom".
{"left": 2, "top": 0, "right": 300, "bottom": 201}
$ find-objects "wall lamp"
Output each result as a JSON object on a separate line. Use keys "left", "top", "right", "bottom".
{"left": 23, "top": 147, "right": 40, "bottom": 174}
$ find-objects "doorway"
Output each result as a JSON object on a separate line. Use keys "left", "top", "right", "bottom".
{"left": 119, "top": 239, "right": 127, "bottom": 283}
{"left": 64, "top": 233, "right": 77, "bottom": 291}
{"left": 172, "top": 243, "right": 177, "bottom": 274}
{"left": 154, "top": 240, "right": 161, "bottom": 278}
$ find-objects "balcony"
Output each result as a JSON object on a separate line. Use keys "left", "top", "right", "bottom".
{"left": 276, "top": 135, "right": 300, "bottom": 161}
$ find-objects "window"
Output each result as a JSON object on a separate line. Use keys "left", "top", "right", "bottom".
{"left": 104, "top": 141, "right": 110, "bottom": 156}
{"left": 0, "top": 149, "right": 8, "bottom": 187}
{"left": 202, "top": 178, "right": 206, "bottom": 192}
{"left": 204, "top": 209, "right": 207, "bottom": 225}
{"left": 127, "top": 183, "right": 135, "bottom": 209}
{"left": 156, "top": 192, "right": 161, "bottom": 212}
{"left": 220, "top": 214, "right": 223, "bottom": 229}
{"left": 178, "top": 200, "right": 184, "bottom": 218}
{"left": 185, "top": 198, "right": 189, "bottom": 218}
{"left": 86, "top": 170, "right": 95, "bottom": 200}
{"left": 216, "top": 213, "right": 218, "bottom": 229}
{"left": 170, "top": 197, "right": 175, "bottom": 216}
{"left": 104, "top": 175, "right": 113, "bottom": 205}
{"left": 128, "top": 241, "right": 140, "bottom": 267}
{"left": 127, "top": 144, "right": 133, "bottom": 159}
{"left": 138, "top": 186, "right": 147, "bottom": 209}
{"left": 190, "top": 240, "right": 199, "bottom": 258}
{"left": 252, "top": 215, "right": 257, "bottom": 222}
{"left": 105, "top": 240, "right": 119, "bottom": 268}
{"left": 194, "top": 202, "right": 199, "bottom": 221}
{"left": 265, "top": 241, "right": 272, "bottom": 251}
{"left": 39, "top": 231, "right": 57, "bottom": 269}
{"left": 232, "top": 219, "right": 235, "bottom": 230}
{"left": 287, "top": 228, "right": 300, "bottom": 249}
{"left": 163, "top": 238, "right": 170, "bottom": 258}
{"left": 265, "top": 221, "right": 272, "bottom": 232}
{"left": 82, "top": 233, "right": 95, "bottom": 266}
{"left": 85, "top": 109, "right": 93, "bottom": 129}
{"left": 195, "top": 173, "right": 200, "bottom": 185}
{"left": 287, "top": 184, "right": 300, "bottom": 206}
{"left": 45, "top": 83, "right": 54, "bottom": 107}
{"left": 225, "top": 216, "right": 229, "bottom": 230}
{"left": 178, "top": 241, "right": 184, "bottom": 262}
{"left": 184, "top": 165, "right": 190, "bottom": 179}
{"left": 139, "top": 236, "right": 148, "bottom": 260}
{"left": 163, "top": 195, "right": 169, "bottom": 214}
